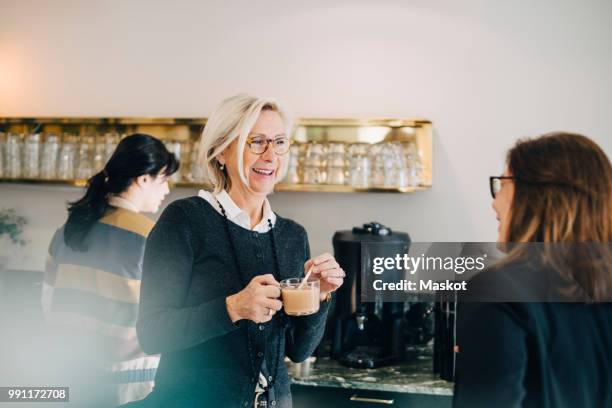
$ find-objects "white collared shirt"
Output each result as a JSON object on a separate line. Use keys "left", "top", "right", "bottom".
{"left": 108, "top": 195, "right": 140, "bottom": 213}
{"left": 198, "top": 189, "right": 276, "bottom": 232}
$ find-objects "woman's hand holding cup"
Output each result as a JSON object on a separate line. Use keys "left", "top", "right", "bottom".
{"left": 226, "top": 274, "right": 282, "bottom": 323}
{"left": 304, "top": 253, "right": 345, "bottom": 301}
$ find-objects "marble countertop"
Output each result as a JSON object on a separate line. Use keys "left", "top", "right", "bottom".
{"left": 287, "top": 348, "right": 453, "bottom": 396}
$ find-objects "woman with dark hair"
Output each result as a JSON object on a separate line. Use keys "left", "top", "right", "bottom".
{"left": 453, "top": 132, "right": 612, "bottom": 407}
{"left": 42, "top": 133, "right": 179, "bottom": 407}
{"left": 61, "top": 133, "right": 179, "bottom": 251}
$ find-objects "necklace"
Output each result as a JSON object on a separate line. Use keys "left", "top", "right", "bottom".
{"left": 216, "top": 199, "right": 286, "bottom": 392}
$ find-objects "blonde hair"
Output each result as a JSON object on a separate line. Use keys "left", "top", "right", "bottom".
{"left": 198, "top": 94, "right": 293, "bottom": 194}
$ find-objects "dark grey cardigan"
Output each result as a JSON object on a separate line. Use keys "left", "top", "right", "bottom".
{"left": 134, "top": 197, "right": 330, "bottom": 408}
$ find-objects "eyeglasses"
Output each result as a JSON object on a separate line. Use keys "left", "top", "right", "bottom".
{"left": 246, "top": 135, "right": 291, "bottom": 155}
{"left": 489, "top": 176, "right": 516, "bottom": 198}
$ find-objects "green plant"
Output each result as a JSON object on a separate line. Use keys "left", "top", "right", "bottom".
{"left": 0, "top": 208, "right": 27, "bottom": 246}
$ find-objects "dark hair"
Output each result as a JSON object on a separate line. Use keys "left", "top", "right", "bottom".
{"left": 502, "top": 132, "right": 612, "bottom": 301}
{"left": 506, "top": 132, "right": 611, "bottom": 243}
{"left": 64, "top": 133, "right": 179, "bottom": 251}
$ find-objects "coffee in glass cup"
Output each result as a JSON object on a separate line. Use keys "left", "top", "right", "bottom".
{"left": 280, "top": 278, "right": 320, "bottom": 316}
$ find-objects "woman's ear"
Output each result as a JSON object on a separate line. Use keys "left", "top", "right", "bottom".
{"left": 135, "top": 175, "right": 149, "bottom": 188}
{"left": 217, "top": 152, "right": 226, "bottom": 166}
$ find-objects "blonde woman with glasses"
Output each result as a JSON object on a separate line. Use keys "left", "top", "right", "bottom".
{"left": 127, "top": 94, "right": 344, "bottom": 408}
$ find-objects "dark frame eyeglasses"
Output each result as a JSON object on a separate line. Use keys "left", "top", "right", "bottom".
{"left": 489, "top": 176, "right": 517, "bottom": 198}
{"left": 246, "top": 135, "right": 291, "bottom": 155}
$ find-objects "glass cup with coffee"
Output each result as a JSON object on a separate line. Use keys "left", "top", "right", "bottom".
{"left": 280, "top": 278, "right": 320, "bottom": 316}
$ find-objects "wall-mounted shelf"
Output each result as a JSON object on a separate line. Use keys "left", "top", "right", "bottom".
{"left": 0, "top": 117, "right": 433, "bottom": 194}
{"left": 0, "top": 178, "right": 429, "bottom": 194}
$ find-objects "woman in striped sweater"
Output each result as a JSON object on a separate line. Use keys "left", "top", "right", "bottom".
{"left": 42, "top": 134, "right": 179, "bottom": 407}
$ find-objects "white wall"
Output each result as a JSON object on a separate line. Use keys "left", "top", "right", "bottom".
{"left": 1, "top": 0, "right": 611, "bottom": 271}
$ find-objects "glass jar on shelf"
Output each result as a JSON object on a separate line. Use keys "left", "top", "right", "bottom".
{"left": 41, "top": 133, "right": 60, "bottom": 179}
{"left": 5, "top": 133, "right": 23, "bottom": 179}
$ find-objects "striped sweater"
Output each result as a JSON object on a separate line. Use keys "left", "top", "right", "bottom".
{"left": 42, "top": 206, "right": 159, "bottom": 406}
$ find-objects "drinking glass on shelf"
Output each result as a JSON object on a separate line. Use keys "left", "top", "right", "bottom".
{"left": 186, "top": 141, "right": 205, "bottom": 183}
{"left": 76, "top": 136, "right": 94, "bottom": 179}
{"left": 386, "top": 142, "right": 408, "bottom": 188}
{"left": 104, "top": 133, "right": 120, "bottom": 162}
{"left": 57, "top": 135, "right": 76, "bottom": 180}
{"left": 369, "top": 142, "right": 406, "bottom": 188}
{"left": 0, "top": 132, "right": 5, "bottom": 178}
{"left": 93, "top": 136, "right": 107, "bottom": 174}
{"left": 282, "top": 144, "right": 301, "bottom": 184}
{"left": 326, "top": 143, "right": 346, "bottom": 159}
{"left": 303, "top": 143, "right": 325, "bottom": 184}
{"left": 348, "top": 154, "right": 370, "bottom": 188}
{"left": 179, "top": 141, "right": 192, "bottom": 182}
{"left": 304, "top": 142, "right": 325, "bottom": 166}
{"left": 369, "top": 143, "right": 385, "bottom": 187}
{"left": 23, "top": 133, "right": 41, "bottom": 178}
{"left": 348, "top": 143, "right": 370, "bottom": 188}
{"left": 348, "top": 143, "right": 369, "bottom": 157}
{"left": 325, "top": 143, "right": 346, "bottom": 185}
{"left": 326, "top": 167, "right": 345, "bottom": 185}
{"left": 403, "top": 141, "right": 422, "bottom": 187}
{"left": 302, "top": 166, "right": 322, "bottom": 184}
{"left": 165, "top": 141, "right": 183, "bottom": 182}
{"left": 284, "top": 165, "right": 300, "bottom": 184}
{"left": 41, "top": 133, "right": 60, "bottom": 179}
{"left": 5, "top": 133, "right": 23, "bottom": 179}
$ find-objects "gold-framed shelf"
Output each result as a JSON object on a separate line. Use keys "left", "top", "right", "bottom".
{"left": 0, "top": 117, "right": 428, "bottom": 127}
{"left": 0, "top": 178, "right": 428, "bottom": 194}
{"left": 0, "top": 116, "right": 433, "bottom": 193}
{"left": 274, "top": 183, "right": 428, "bottom": 193}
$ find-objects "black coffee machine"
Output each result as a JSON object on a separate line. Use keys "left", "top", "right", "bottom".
{"left": 331, "top": 222, "right": 410, "bottom": 368}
